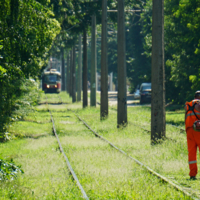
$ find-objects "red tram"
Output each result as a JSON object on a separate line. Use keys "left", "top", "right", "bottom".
{"left": 42, "top": 69, "right": 61, "bottom": 93}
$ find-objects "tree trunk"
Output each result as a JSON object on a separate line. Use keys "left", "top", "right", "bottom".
{"left": 91, "top": 14, "right": 97, "bottom": 107}
{"left": 77, "top": 34, "right": 82, "bottom": 101}
{"left": 117, "top": 0, "right": 127, "bottom": 127}
{"left": 66, "top": 52, "right": 70, "bottom": 93}
{"left": 83, "top": 29, "right": 88, "bottom": 108}
{"left": 61, "top": 48, "right": 65, "bottom": 91}
{"left": 72, "top": 46, "right": 76, "bottom": 102}
{"left": 101, "top": 0, "right": 108, "bottom": 118}
{"left": 69, "top": 48, "right": 73, "bottom": 97}
{"left": 151, "top": 0, "right": 165, "bottom": 144}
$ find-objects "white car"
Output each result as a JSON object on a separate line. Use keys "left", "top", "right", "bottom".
{"left": 134, "top": 89, "right": 140, "bottom": 100}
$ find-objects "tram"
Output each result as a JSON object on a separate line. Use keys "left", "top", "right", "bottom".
{"left": 42, "top": 69, "right": 61, "bottom": 93}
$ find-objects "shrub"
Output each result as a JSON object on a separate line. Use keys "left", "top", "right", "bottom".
{"left": 0, "top": 158, "right": 23, "bottom": 180}
{"left": 0, "top": 78, "right": 42, "bottom": 142}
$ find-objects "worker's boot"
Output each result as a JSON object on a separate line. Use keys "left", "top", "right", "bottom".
{"left": 190, "top": 176, "right": 197, "bottom": 180}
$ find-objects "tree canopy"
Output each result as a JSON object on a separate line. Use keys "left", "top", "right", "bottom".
{"left": 1, "top": 0, "right": 200, "bottom": 140}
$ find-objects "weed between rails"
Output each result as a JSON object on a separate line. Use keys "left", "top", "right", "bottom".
{"left": 0, "top": 92, "right": 195, "bottom": 199}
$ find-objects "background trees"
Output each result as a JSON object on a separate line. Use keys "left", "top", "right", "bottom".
{"left": 126, "top": 1, "right": 151, "bottom": 91}
{"left": 0, "top": 0, "right": 101, "bottom": 140}
{"left": 164, "top": 0, "right": 200, "bottom": 103}
{"left": 1, "top": 0, "right": 200, "bottom": 140}
{"left": 139, "top": 0, "right": 200, "bottom": 104}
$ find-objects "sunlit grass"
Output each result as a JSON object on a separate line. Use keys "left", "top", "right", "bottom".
{"left": 74, "top": 104, "right": 199, "bottom": 197}
{"left": 1, "top": 133, "right": 82, "bottom": 199}
{"left": 1, "top": 92, "right": 197, "bottom": 199}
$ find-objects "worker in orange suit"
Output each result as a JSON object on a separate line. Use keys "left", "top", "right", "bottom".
{"left": 185, "top": 91, "right": 200, "bottom": 180}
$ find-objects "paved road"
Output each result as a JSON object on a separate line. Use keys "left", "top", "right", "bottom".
{"left": 108, "top": 91, "right": 140, "bottom": 106}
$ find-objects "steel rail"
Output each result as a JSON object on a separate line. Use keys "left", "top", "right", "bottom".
{"left": 58, "top": 95, "right": 62, "bottom": 104}
{"left": 45, "top": 98, "right": 89, "bottom": 200}
{"left": 69, "top": 109, "right": 198, "bottom": 200}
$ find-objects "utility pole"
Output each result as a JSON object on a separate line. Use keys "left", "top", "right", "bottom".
{"left": 72, "top": 46, "right": 76, "bottom": 102}
{"left": 91, "top": 14, "right": 97, "bottom": 107}
{"left": 83, "top": 29, "right": 88, "bottom": 108}
{"left": 66, "top": 52, "right": 70, "bottom": 94}
{"left": 151, "top": 0, "right": 165, "bottom": 144}
{"left": 101, "top": 0, "right": 108, "bottom": 118}
{"left": 117, "top": 0, "right": 127, "bottom": 127}
{"left": 77, "top": 34, "right": 82, "bottom": 101}
{"left": 69, "top": 48, "right": 73, "bottom": 97}
{"left": 61, "top": 48, "right": 65, "bottom": 91}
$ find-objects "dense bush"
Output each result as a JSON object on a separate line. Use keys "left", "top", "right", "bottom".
{"left": 0, "top": 0, "right": 60, "bottom": 142}
{"left": 0, "top": 78, "right": 42, "bottom": 141}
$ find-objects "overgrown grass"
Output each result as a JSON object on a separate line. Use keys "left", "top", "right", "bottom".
{"left": 0, "top": 92, "right": 197, "bottom": 199}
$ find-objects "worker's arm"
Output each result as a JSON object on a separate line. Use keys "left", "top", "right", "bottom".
{"left": 185, "top": 105, "right": 187, "bottom": 121}
{"left": 194, "top": 103, "right": 200, "bottom": 112}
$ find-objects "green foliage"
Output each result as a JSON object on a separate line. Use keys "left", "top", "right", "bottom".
{"left": 164, "top": 0, "right": 196, "bottom": 103}
{"left": 0, "top": 158, "right": 23, "bottom": 180}
{"left": 0, "top": 0, "right": 60, "bottom": 141}
{"left": 127, "top": 1, "right": 151, "bottom": 90}
{"left": 13, "top": 79, "right": 42, "bottom": 119}
{"left": 138, "top": 0, "right": 200, "bottom": 103}
{"left": 0, "top": 78, "right": 42, "bottom": 142}
{"left": 2, "top": 0, "right": 200, "bottom": 142}
{"left": 0, "top": 66, "right": 7, "bottom": 78}
{"left": 49, "top": 0, "right": 103, "bottom": 60}
{"left": 0, "top": 0, "right": 60, "bottom": 77}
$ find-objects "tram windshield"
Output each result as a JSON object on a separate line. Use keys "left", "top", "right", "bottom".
{"left": 44, "top": 75, "right": 58, "bottom": 83}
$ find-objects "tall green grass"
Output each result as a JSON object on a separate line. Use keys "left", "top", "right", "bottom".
{"left": 0, "top": 92, "right": 196, "bottom": 199}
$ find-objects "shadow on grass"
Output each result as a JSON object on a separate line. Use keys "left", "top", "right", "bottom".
{"left": 166, "top": 104, "right": 184, "bottom": 112}
{"left": 19, "top": 119, "right": 51, "bottom": 124}
{"left": 38, "top": 102, "right": 64, "bottom": 105}
{"left": 166, "top": 111, "right": 185, "bottom": 115}
{"left": 13, "top": 133, "right": 49, "bottom": 139}
{"left": 166, "top": 120, "right": 185, "bottom": 127}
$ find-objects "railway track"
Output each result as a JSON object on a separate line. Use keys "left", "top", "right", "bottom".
{"left": 69, "top": 110, "right": 198, "bottom": 200}
{"left": 45, "top": 95, "right": 89, "bottom": 200}
{"left": 44, "top": 94, "right": 198, "bottom": 200}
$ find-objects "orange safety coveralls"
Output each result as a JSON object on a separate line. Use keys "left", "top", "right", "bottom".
{"left": 185, "top": 100, "right": 200, "bottom": 177}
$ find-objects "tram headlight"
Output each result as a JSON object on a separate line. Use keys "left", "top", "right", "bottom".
{"left": 47, "top": 85, "right": 50, "bottom": 88}
{"left": 55, "top": 85, "right": 57, "bottom": 88}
